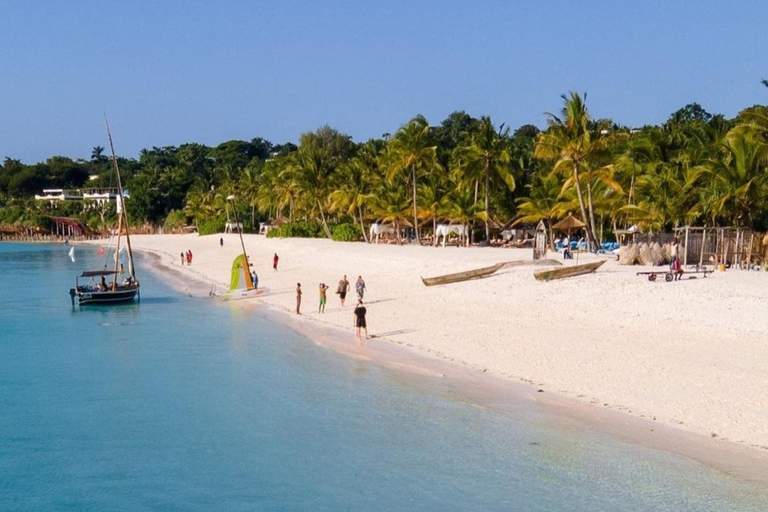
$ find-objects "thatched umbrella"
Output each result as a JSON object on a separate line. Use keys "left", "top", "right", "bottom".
{"left": 552, "top": 214, "right": 585, "bottom": 237}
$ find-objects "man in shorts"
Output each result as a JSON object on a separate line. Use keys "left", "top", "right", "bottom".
{"left": 318, "top": 283, "right": 329, "bottom": 313}
{"left": 336, "top": 275, "right": 350, "bottom": 307}
{"left": 353, "top": 300, "right": 368, "bottom": 342}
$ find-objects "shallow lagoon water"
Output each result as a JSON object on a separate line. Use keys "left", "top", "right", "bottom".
{"left": 1, "top": 243, "right": 766, "bottom": 511}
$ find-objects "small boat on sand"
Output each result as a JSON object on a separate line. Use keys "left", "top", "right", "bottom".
{"left": 421, "top": 259, "right": 562, "bottom": 286}
{"left": 211, "top": 195, "right": 267, "bottom": 301}
{"left": 533, "top": 260, "right": 605, "bottom": 282}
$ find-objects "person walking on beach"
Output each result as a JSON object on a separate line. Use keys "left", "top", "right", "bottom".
{"left": 354, "top": 300, "right": 368, "bottom": 342}
{"left": 355, "top": 275, "right": 366, "bottom": 300}
{"left": 670, "top": 237, "right": 682, "bottom": 280}
{"left": 562, "top": 236, "right": 572, "bottom": 259}
{"left": 251, "top": 271, "right": 259, "bottom": 289}
{"left": 220, "top": 237, "right": 224, "bottom": 247}
{"left": 186, "top": 250, "right": 193, "bottom": 266}
{"left": 336, "top": 275, "right": 350, "bottom": 307}
{"left": 273, "top": 253, "right": 279, "bottom": 271}
{"left": 180, "top": 252, "right": 185, "bottom": 266}
{"left": 296, "top": 283, "right": 302, "bottom": 314}
{"left": 318, "top": 283, "right": 329, "bottom": 313}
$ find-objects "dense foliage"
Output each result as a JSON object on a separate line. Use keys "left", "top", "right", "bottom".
{"left": 2, "top": 95, "right": 768, "bottom": 244}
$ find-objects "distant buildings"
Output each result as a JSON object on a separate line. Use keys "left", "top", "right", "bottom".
{"left": 35, "top": 187, "right": 122, "bottom": 209}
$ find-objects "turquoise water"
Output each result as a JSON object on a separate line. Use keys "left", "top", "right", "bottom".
{"left": 1, "top": 243, "right": 766, "bottom": 511}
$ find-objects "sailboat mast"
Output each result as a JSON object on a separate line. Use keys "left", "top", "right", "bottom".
{"left": 228, "top": 197, "right": 253, "bottom": 290}
{"left": 105, "top": 116, "right": 137, "bottom": 283}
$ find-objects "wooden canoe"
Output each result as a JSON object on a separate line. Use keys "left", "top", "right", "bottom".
{"left": 533, "top": 260, "right": 605, "bottom": 282}
{"left": 421, "top": 259, "right": 562, "bottom": 286}
{"left": 421, "top": 263, "right": 505, "bottom": 286}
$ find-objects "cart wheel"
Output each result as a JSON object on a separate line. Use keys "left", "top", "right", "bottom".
{"left": 665, "top": 273, "right": 674, "bottom": 282}
{"left": 648, "top": 274, "right": 657, "bottom": 282}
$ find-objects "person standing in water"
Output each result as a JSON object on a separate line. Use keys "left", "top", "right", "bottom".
{"left": 355, "top": 275, "right": 366, "bottom": 300}
{"left": 353, "top": 300, "right": 368, "bottom": 342}
{"left": 295, "top": 283, "right": 302, "bottom": 314}
{"left": 336, "top": 275, "right": 350, "bottom": 307}
{"left": 318, "top": 283, "right": 329, "bottom": 313}
{"left": 273, "top": 253, "right": 279, "bottom": 271}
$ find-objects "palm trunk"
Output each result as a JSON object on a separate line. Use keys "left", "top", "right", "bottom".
{"left": 572, "top": 163, "right": 599, "bottom": 252}
{"left": 412, "top": 165, "right": 420, "bottom": 244}
{"left": 358, "top": 205, "right": 369, "bottom": 243}
{"left": 317, "top": 200, "right": 332, "bottom": 239}
{"left": 585, "top": 178, "right": 599, "bottom": 250}
{"left": 547, "top": 216, "right": 556, "bottom": 251}
{"left": 484, "top": 166, "right": 490, "bottom": 242}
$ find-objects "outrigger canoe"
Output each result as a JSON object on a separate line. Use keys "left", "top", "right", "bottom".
{"left": 533, "top": 260, "right": 605, "bottom": 282}
{"left": 421, "top": 259, "right": 562, "bottom": 286}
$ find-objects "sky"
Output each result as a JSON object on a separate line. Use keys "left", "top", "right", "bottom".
{"left": 1, "top": 1, "right": 767, "bottom": 163}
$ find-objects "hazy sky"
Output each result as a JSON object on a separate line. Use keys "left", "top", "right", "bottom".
{"left": 1, "top": 1, "right": 766, "bottom": 163}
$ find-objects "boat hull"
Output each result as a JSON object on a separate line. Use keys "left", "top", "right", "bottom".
{"left": 533, "top": 260, "right": 605, "bottom": 282}
{"left": 421, "top": 259, "right": 563, "bottom": 286}
{"left": 71, "top": 286, "right": 139, "bottom": 305}
{"left": 214, "top": 288, "right": 268, "bottom": 301}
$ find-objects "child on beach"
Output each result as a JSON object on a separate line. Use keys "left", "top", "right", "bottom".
{"left": 296, "top": 283, "right": 302, "bottom": 314}
{"left": 318, "top": 283, "right": 329, "bottom": 313}
{"left": 354, "top": 300, "right": 368, "bottom": 342}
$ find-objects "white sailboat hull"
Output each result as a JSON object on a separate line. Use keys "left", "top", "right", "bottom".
{"left": 214, "top": 287, "right": 268, "bottom": 301}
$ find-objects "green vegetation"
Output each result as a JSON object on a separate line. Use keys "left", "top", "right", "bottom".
{"left": 2, "top": 97, "right": 768, "bottom": 245}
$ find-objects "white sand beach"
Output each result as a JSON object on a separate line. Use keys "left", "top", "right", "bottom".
{"left": 119, "top": 233, "right": 768, "bottom": 454}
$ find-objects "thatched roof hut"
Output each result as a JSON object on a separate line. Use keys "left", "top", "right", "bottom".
{"left": 552, "top": 214, "right": 586, "bottom": 233}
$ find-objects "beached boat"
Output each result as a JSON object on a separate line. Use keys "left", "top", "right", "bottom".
{"left": 421, "top": 259, "right": 561, "bottom": 286}
{"left": 69, "top": 119, "right": 139, "bottom": 306}
{"left": 533, "top": 260, "right": 605, "bottom": 282}
{"left": 211, "top": 196, "right": 266, "bottom": 301}
{"left": 421, "top": 263, "right": 505, "bottom": 286}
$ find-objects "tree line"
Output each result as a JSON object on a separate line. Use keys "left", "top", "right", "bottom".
{"left": 1, "top": 93, "right": 767, "bottom": 245}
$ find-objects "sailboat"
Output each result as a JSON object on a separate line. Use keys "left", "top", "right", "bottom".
{"left": 69, "top": 119, "right": 140, "bottom": 306}
{"left": 211, "top": 195, "right": 266, "bottom": 301}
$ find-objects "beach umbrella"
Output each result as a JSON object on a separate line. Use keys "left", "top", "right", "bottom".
{"left": 552, "top": 213, "right": 586, "bottom": 234}
{"left": 552, "top": 213, "right": 586, "bottom": 253}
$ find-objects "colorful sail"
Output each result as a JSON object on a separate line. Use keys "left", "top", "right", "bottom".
{"left": 229, "top": 254, "right": 254, "bottom": 292}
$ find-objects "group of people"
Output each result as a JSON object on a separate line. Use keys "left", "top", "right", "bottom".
{"left": 295, "top": 275, "right": 369, "bottom": 341}
{"left": 180, "top": 249, "right": 193, "bottom": 266}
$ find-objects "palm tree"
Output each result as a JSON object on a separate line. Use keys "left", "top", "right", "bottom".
{"left": 294, "top": 138, "right": 335, "bottom": 238}
{"left": 704, "top": 133, "right": 768, "bottom": 226}
{"left": 387, "top": 116, "right": 438, "bottom": 244}
{"left": 515, "top": 172, "right": 569, "bottom": 249}
{"left": 368, "top": 184, "right": 412, "bottom": 245}
{"left": 417, "top": 179, "right": 449, "bottom": 243}
{"left": 443, "top": 188, "right": 483, "bottom": 247}
{"left": 535, "top": 93, "right": 614, "bottom": 251}
{"left": 91, "top": 146, "right": 106, "bottom": 163}
{"left": 329, "top": 141, "right": 382, "bottom": 242}
{"left": 453, "top": 116, "right": 515, "bottom": 241}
